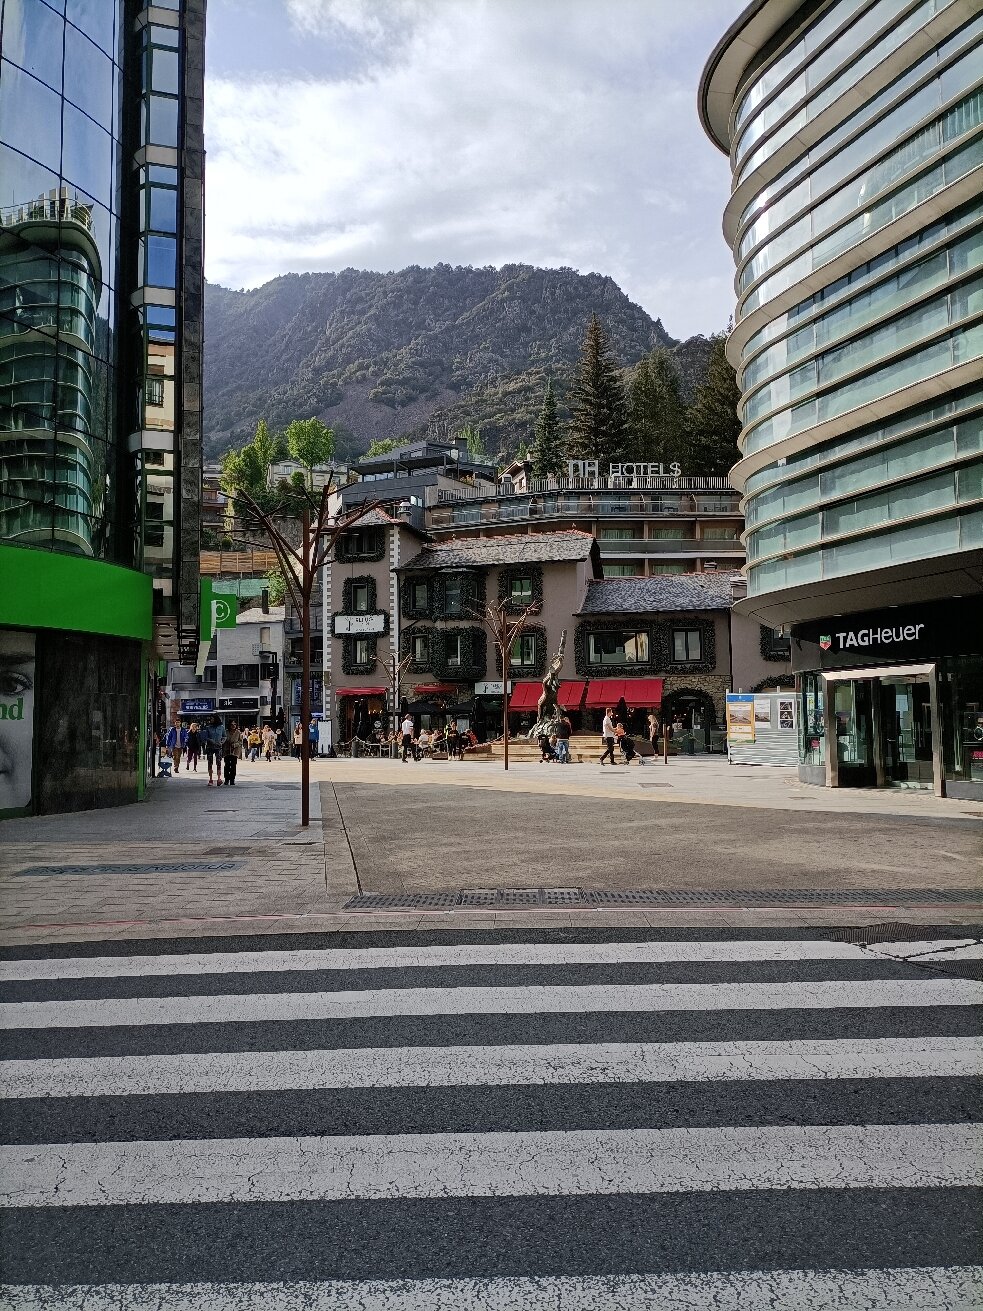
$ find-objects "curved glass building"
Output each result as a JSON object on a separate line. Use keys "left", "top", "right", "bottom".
{"left": 701, "top": 0, "right": 983, "bottom": 798}
{"left": 0, "top": 1, "right": 204, "bottom": 815}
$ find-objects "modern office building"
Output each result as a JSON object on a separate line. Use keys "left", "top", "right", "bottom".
{"left": 701, "top": 0, "right": 983, "bottom": 798}
{"left": 0, "top": 1, "right": 205, "bottom": 815}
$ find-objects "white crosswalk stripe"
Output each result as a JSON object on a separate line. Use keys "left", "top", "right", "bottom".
{"left": 0, "top": 931, "right": 980, "bottom": 1308}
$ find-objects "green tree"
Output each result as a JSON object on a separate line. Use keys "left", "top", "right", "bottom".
{"left": 284, "top": 417, "right": 335, "bottom": 489}
{"left": 264, "top": 567, "right": 287, "bottom": 606}
{"left": 251, "top": 418, "right": 284, "bottom": 472}
{"left": 531, "top": 377, "right": 564, "bottom": 478}
{"left": 364, "top": 437, "right": 402, "bottom": 457}
{"left": 459, "top": 423, "right": 487, "bottom": 461}
{"left": 628, "top": 347, "right": 687, "bottom": 466}
{"left": 565, "top": 313, "right": 629, "bottom": 465}
{"left": 684, "top": 330, "right": 742, "bottom": 475}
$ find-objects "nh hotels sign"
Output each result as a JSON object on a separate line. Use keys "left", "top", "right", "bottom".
{"left": 567, "top": 460, "right": 684, "bottom": 479}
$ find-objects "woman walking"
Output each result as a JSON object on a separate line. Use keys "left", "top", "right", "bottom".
{"left": 223, "top": 719, "right": 243, "bottom": 786}
{"left": 185, "top": 721, "right": 202, "bottom": 773}
{"left": 262, "top": 724, "right": 276, "bottom": 762}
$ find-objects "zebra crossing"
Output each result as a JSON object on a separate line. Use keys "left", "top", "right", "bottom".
{"left": 0, "top": 928, "right": 980, "bottom": 1308}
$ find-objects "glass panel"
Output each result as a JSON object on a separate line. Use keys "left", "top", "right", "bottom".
{"left": 0, "top": 61, "right": 62, "bottom": 173}
{"left": 150, "top": 48, "right": 180, "bottom": 95}
{"left": 66, "top": 0, "right": 117, "bottom": 55}
{"left": 942, "top": 654, "right": 983, "bottom": 783}
{"left": 64, "top": 22, "right": 113, "bottom": 126}
{"left": 62, "top": 101, "right": 112, "bottom": 203}
{"left": 147, "top": 185, "right": 177, "bottom": 232}
{"left": 3, "top": 0, "right": 65, "bottom": 92}
{"left": 801, "top": 672, "right": 826, "bottom": 767}
{"left": 146, "top": 235, "right": 176, "bottom": 287}
{"left": 145, "top": 94, "right": 179, "bottom": 147}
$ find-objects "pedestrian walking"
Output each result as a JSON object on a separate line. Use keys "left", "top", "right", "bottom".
{"left": 292, "top": 723, "right": 303, "bottom": 759}
{"left": 172, "top": 723, "right": 187, "bottom": 773}
{"left": 647, "top": 713, "right": 659, "bottom": 763}
{"left": 164, "top": 723, "right": 178, "bottom": 767}
{"left": 247, "top": 727, "right": 261, "bottom": 762}
{"left": 401, "top": 713, "right": 416, "bottom": 762}
{"left": 308, "top": 719, "right": 319, "bottom": 759}
{"left": 600, "top": 706, "right": 618, "bottom": 765}
{"left": 223, "top": 719, "right": 242, "bottom": 786}
{"left": 262, "top": 724, "right": 276, "bottom": 762}
{"left": 555, "top": 713, "right": 572, "bottom": 764}
{"left": 185, "top": 722, "right": 201, "bottom": 773}
{"left": 203, "top": 715, "right": 226, "bottom": 786}
{"left": 275, "top": 727, "right": 286, "bottom": 759}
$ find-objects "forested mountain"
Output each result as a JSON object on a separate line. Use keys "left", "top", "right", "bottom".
{"left": 203, "top": 264, "right": 719, "bottom": 461}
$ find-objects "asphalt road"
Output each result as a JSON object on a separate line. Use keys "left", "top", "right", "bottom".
{"left": 333, "top": 782, "right": 983, "bottom": 894}
{"left": 1, "top": 926, "right": 981, "bottom": 1307}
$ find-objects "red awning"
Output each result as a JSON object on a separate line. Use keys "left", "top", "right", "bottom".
{"left": 557, "top": 680, "right": 586, "bottom": 709}
{"left": 584, "top": 678, "right": 663, "bottom": 708}
{"left": 336, "top": 687, "right": 386, "bottom": 697}
{"left": 411, "top": 684, "right": 457, "bottom": 696}
{"left": 507, "top": 681, "right": 541, "bottom": 711}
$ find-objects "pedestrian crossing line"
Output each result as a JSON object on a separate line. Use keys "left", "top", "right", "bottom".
{"left": 3, "top": 1266, "right": 982, "bottom": 1310}
{"left": 4, "top": 977, "right": 981, "bottom": 1029}
{"left": 2, "top": 1123, "right": 979, "bottom": 1207}
{"left": 0, "top": 938, "right": 875, "bottom": 983}
{"left": 1, "top": 1036, "right": 978, "bottom": 1099}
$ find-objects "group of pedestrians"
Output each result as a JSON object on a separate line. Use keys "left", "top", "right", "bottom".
{"left": 159, "top": 717, "right": 291, "bottom": 785}
{"left": 599, "top": 708, "right": 661, "bottom": 766}
{"left": 400, "top": 716, "right": 471, "bottom": 761}
{"left": 537, "top": 713, "right": 573, "bottom": 763}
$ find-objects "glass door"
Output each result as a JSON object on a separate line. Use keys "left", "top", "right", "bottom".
{"left": 879, "top": 679, "right": 934, "bottom": 787}
{"left": 832, "top": 679, "right": 876, "bottom": 787}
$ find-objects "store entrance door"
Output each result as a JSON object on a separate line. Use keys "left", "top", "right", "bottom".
{"left": 823, "top": 665, "right": 941, "bottom": 794}
{"left": 878, "top": 677, "right": 934, "bottom": 787}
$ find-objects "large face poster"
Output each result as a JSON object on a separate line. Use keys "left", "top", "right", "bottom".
{"left": 0, "top": 629, "right": 36, "bottom": 814}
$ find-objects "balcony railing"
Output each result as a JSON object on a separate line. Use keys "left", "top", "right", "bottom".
{"left": 1, "top": 195, "right": 94, "bottom": 232}
{"left": 430, "top": 475, "right": 733, "bottom": 504}
{"left": 427, "top": 493, "right": 743, "bottom": 531}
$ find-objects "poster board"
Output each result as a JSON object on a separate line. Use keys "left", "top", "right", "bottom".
{"left": 728, "top": 691, "right": 799, "bottom": 766}
{"left": 0, "top": 629, "right": 36, "bottom": 816}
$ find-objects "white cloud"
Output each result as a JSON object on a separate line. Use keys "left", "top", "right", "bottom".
{"left": 204, "top": 0, "right": 741, "bottom": 337}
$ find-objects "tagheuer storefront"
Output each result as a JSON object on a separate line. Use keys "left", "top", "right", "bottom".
{"left": 794, "top": 600, "right": 983, "bottom": 800}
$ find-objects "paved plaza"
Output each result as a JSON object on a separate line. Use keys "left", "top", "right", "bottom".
{"left": 1, "top": 756, "right": 980, "bottom": 947}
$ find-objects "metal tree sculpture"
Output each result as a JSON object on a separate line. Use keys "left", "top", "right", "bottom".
{"left": 472, "top": 597, "right": 542, "bottom": 770}
{"left": 224, "top": 478, "right": 382, "bottom": 826}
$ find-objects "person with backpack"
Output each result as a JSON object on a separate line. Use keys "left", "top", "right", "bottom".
{"left": 203, "top": 715, "right": 226, "bottom": 786}
{"left": 554, "top": 713, "right": 572, "bottom": 764}
{"left": 223, "top": 719, "right": 243, "bottom": 786}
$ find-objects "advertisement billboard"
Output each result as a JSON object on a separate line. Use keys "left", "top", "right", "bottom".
{"left": 0, "top": 629, "right": 36, "bottom": 815}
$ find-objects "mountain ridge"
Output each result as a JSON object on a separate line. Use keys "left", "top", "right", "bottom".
{"left": 203, "top": 263, "right": 719, "bottom": 460}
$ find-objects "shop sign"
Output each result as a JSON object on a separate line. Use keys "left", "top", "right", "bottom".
{"left": 726, "top": 692, "right": 755, "bottom": 743}
{"left": 567, "top": 460, "right": 683, "bottom": 480}
{"left": 475, "top": 681, "right": 511, "bottom": 695}
{"left": 819, "top": 623, "right": 925, "bottom": 653}
{"left": 181, "top": 697, "right": 215, "bottom": 713}
{"left": 333, "top": 613, "right": 386, "bottom": 636}
{"left": 218, "top": 697, "right": 259, "bottom": 710}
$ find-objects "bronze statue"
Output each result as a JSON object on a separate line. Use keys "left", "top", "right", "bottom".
{"left": 528, "top": 630, "right": 566, "bottom": 738}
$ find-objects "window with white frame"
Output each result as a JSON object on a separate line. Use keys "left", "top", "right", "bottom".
{"left": 353, "top": 638, "right": 372, "bottom": 665}
{"left": 588, "top": 632, "right": 649, "bottom": 665}
{"left": 510, "top": 633, "right": 537, "bottom": 667}
{"left": 412, "top": 633, "right": 428, "bottom": 663}
{"left": 351, "top": 583, "right": 370, "bottom": 613}
{"left": 446, "top": 634, "right": 462, "bottom": 666}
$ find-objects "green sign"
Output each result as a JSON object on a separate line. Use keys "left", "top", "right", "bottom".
{"left": 0, "top": 545, "right": 152, "bottom": 641}
{"left": 214, "top": 594, "right": 238, "bottom": 628}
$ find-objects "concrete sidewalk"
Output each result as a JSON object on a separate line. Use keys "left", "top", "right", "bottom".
{"left": 0, "top": 755, "right": 979, "bottom": 947}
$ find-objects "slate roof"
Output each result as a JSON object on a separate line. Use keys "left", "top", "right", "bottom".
{"left": 400, "top": 530, "right": 596, "bottom": 572}
{"left": 341, "top": 506, "right": 426, "bottom": 534}
{"left": 578, "top": 572, "right": 742, "bottom": 615}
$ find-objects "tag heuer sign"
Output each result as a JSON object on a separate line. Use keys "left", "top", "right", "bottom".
{"left": 819, "top": 635, "right": 832, "bottom": 651}
{"left": 333, "top": 613, "right": 386, "bottom": 636}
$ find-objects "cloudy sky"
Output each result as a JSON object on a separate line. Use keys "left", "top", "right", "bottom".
{"left": 204, "top": 0, "right": 744, "bottom": 340}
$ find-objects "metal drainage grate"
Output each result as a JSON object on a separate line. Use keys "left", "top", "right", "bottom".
{"left": 342, "top": 892, "right": 459, "bottom": 911}
{"left": 14, "top": 861, "right": 242, "bottom": 878}
{"left": 342, "top": 886, "right": 983, "bottom": 912}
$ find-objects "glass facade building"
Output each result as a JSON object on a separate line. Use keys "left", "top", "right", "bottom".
{"left": 0, "top": 0, "right": 204, "bottom": 815}
{"left": 701, "top": 0, "right": 983, "bottom": 799}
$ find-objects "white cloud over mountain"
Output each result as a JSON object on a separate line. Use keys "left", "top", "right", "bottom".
{"left": 205, "top": 0, "right": 742, "bottom": 339}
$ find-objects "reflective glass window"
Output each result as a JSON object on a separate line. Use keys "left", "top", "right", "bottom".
{"left": 63, "top": 23, "right": 113, "bottom": 127}
{"left": 0, "top": 61, "right": 62, "bottom": 173}
{"left": 61, "top": 102, "right": 113, "bottom": 204}
{"left": 144, "top": 94, "right": 179, "bottom": 147}
{"left": 957, "top": 462, "right": 983, "bottom": 502}
{"left": 66, "top": 0, "right": 117, "bottom": 56}
{"left": 150, "top": 49, "right": 180, "bottom": 95}
{"left": 148, "top": 186, "right": 177, "bottom": 233}
{"left": 3, "top": 0, "right": 65, "bottom": 92}
{"left": 149, "top": 23, "right": 180, "bottom": 49}
{"left": 146, "top": 236, "right": 176, "bottom": 288}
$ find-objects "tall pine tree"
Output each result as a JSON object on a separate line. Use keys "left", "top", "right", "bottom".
{"left": 685, "top": 331, "right": 742, "bottom": 475}
{"left": 565, "top": 313, "right": 629, "bottom": 465}
{"left": 628, "top": 347, "right": 687, "bottom": 466}
{"left": 531, "top": 376, "right": 564, "bottom": 478}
